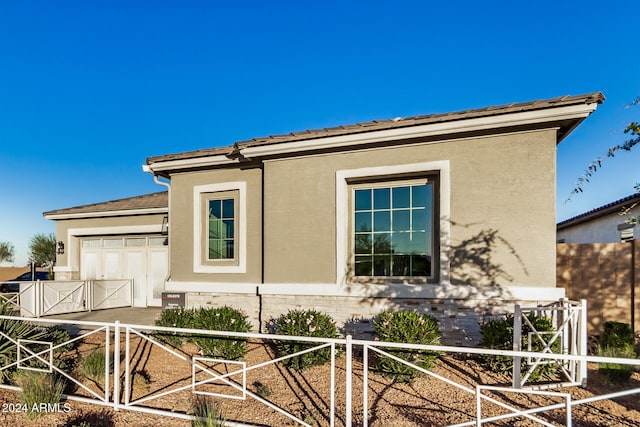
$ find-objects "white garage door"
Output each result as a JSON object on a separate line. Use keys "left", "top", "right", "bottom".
{"left": 80, "top": 236, "right": 168, "bottom": 307}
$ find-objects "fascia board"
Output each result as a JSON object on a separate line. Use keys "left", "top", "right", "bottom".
{"left": 44, "top": 207, "right": 168, "bottom": 220}
{"left": 147, "top": 154, "right": 239, "bottom": 172}
{"left": 241, "top": 103, "right": 599, "bottom": 157}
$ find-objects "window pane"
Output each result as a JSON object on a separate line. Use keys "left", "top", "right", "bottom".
{"left": 412, "top": 208, "right": 428, "bottom": 231}
{"left": 394, "top": 210, "right": 410, "bottom": 231}
{"left": 209, "top": 219, "right": 222, "bottom": 238}
{"left": 392, "top": 232, "right": 410, "bottom": 254}
{"left": 373, "top": 188, "right": 390, "bottom": 209}
{"left": 355, "top": 234, "right": 372, "bottom": 254}
{"left": 103, "top": 238, "right": 123, "bottom": 248}
{"left": 373, "top": 233, "right": 391, "bottom": 254}
{"left": 412, "top": 184, "right": 428, "bottom": 208}
{"left": 209, "top": 200, "right": 221, "bottom": 219}
{"left": 355, "top": 256, "right": 372, "bottom": 276}
{"left": 373, "top": 255, "right": 391, "bottom": 276}
{"left": 392, "top": 186, "right": 410, "bottom": 208}
{"left": 373, "top": 211, "right": 390, "bottom": 232}
{"left": 224, "top": 240, "right": 235, "bottom": 258}
{"left": 222, "top": 199, "right": 234, "bottom": 219}
{"left": 149, "top": 237, "right": 165, "bottom": 246}
{"left": 126, "top": 238, "right": 146, "bottom": 247}
{"left": 411, "top": 255, "right": 430, "bottom": 276}
{"left": 355, "top": 212, "right": 372, "bottom": 232}
{"left": 223, "top": 220, "right": 234, "bottom": 238}
{"left": 392, "top": 255, "right": 410, "bottom": 276}
{"left": 355, "top": 189, "right": 371, "bottom": 211}
{"left": 411, "top": 231, "right": 427, "bottom": 254}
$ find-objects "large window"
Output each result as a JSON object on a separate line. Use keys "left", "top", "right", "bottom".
{"left": 208, "top": 197, "right": 235, "bottom": 260}
{"left": 352, "top": 178, "right": 436, "bottom": 279}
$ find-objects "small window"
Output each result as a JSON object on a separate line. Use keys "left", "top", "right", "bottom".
{"left": 352, "top": 177, "right": 437, "bottom": 279}
{"left": 82, "top": 239, "right": 101, "bottom": 248}
{"left": 207, "top": 197, "right": 237, "bottom": 260}
{"left": 103, "top": 238, "right": 123, "bottom": 248}
{"left": 126, "top": 238, "right": 146, "bottom": 247}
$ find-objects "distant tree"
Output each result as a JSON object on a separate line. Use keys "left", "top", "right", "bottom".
{"left": 28, "top": 233, "right": 56, "bottom": 268}
{"left": 567, "top": 97, "right": 640, "bottom": 225}
{"left": 0, "top": 241, "right": 15, "bottom": 264}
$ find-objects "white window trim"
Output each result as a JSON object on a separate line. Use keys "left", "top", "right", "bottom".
{"left": 193, "top": 182, "right": 247, "bottom": 274}
{"left": 336, "top": 161, "right": 450, "bottom": 286}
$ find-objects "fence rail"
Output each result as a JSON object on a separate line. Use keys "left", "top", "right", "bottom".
{"left": 0, "top": 279, "right": 133, "bottom": 317}
{"left": 0, "top": 314, "right": 638, "bottom": 426}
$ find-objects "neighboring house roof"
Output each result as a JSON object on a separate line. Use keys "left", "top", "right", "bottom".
{"left": 43, "top": 191, "right": 168, "bottom": 220}
{"left": 146, "top": 92, "right": 604, "bottom": 169}
{"left": 557, "top": 193, "right": 640, "bottom": 230}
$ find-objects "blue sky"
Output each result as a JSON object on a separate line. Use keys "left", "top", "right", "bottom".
{"left": 1, "top": 1, "right": 639, "bottom": 266}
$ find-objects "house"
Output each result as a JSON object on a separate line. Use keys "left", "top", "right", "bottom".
{"left": 557, "top": 192, "right": 640, "bottom": 243}
{"left": 46, "top": 92, "right": 604, "bottom": 344}
{"left": 557, "top": 193, "right": 640, "bottom": 334}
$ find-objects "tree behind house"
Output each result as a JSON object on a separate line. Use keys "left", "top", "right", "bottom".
{"left": 28, "top": 233, "right": 56, "bottom": 275}
{"left": 0, "top": 242, "right": 15, "bottom": 264}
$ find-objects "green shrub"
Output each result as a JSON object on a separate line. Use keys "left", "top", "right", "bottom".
{"left": 0, "top": 300, "right": 48, "bottom": 382}
{"left": 598, "top": 321, "right": 637, "bottom": 383}
{"left": 480, "top": 313, "right": 559, "bottom": 381}
{"left": 79, "top": 349, "right": 112, "bottom": 383}
{"left": 13, "top": 370, "right": 66, "bottom": 419}
{"left": 192, "top": 306, "right": 252, "bottom": 360}
{"left": 44, "top": 325, "right": 76, "bottom": 353}
{"left": 372, "top": 310, "right": 441, "bottom": 382}
{"left": 154, "top": 307, "right": 195, "bottom": 349}
{"left": 271, "top": 309, "right": 340, "bottom": 371}
{"left": 190, "top": 395, "right": 225, "bottom": 427}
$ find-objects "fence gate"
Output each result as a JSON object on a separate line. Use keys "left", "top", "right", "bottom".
{"left": 513, "top": 298, "right": 587, "bottom": 389}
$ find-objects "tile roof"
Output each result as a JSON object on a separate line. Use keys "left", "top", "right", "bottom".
{"left": 557, "top": 192, "right": 640, "bottom": 229}
{"left": 147, "top": 92, "right": 605, "bottom": 164}
{"left": 43, "top": 191, "right": 168, "bottom": 217}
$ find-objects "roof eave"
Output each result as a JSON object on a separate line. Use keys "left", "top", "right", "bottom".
{"left": 44, "top": 207, "right": 168, "bottom": 220}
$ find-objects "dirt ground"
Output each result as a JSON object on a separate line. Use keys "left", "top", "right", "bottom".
{"left": 0, "top": 333, "right": 639, "bottom": 427}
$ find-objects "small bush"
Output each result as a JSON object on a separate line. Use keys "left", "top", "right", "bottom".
{"left": 192, "top": 306, "right": 252, "bottom": 360}
{"left": 79, "top": 350, "right": 112, "bottom": 383}
{"left": 44, "top": 325, "right": 76, "bottom": 353}
{"left": 13, "top": 370, "right": 66, "bottom": 419}
{"left": 190, "top": 395, "right": 225, "bottom": 427}
{"left": 253, "top": 380, "right": 271, "bottom": 398}
{"left": 373, "top": 310, "right": 441, "bottom": 382}
{"left": 598, "top": 321, "right": 637, "bottom": 383}
{"left": 154, "top": 307, "right": 195, "bottom": 349}
{"left": 480, "top": 313, "right": 559, "bottom": 381}
{"left": 0, "top": 300, "right": 47, "bottom": 382}
{"left": 271, "top": 309, "right": 340, "bottom": 371}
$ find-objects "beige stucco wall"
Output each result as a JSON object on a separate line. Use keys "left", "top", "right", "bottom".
{"left": 53, "top": 213, "right": 167, "bottom": 280}
{"left": 262, "top": 129, "right": 557, "bottom": 289}
{"left": 168, "top": 166, "right": 263, "bottom": 284}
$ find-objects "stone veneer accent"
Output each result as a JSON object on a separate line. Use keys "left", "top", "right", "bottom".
{"left": 186, "top": 292, "right": 557, "bottom": 346}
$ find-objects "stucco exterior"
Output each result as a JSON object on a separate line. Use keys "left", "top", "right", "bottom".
{"left": 45, "top": 93, "right": 604, "bottom": 344}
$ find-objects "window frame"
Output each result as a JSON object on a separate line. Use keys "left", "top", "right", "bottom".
{"left": 204, "top": 190, "right": 238, "bottom": 264}
{"left": 348, "top": 175, "right": 439, "bottom": 283}
{"left": 193, "top": 182, "right": 247, "bottom": 274}
{"left": 335, "top": 161, "right": 450, "bottom": 287}
{"left": 349, "top": 176, "right": 438, "bottom": 281}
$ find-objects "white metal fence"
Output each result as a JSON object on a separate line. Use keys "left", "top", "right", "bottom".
{"left": 0, "top": 280, "right": 133, "bottom": 317}
{"left": 0, "top": 315, "right": 638, "bottom": 426}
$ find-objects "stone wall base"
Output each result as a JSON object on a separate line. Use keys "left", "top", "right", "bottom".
{"left": 186, "top": 292, "right": 557, "bottom": 346}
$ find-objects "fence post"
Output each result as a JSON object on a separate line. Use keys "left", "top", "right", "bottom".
{"left": 345, "top": 334, "right": 352, "bottom": 427}
{"left": 579, "top": 299, "right": 588, "bottom": 386}
{"left": 35, "top": 280, "right": 41, "bottom": 318}
{"left": 114, "top": 321, "right": 120, "bottom": 411}
{"left": 513, "top": 304, "right": 522, "bottom": 388}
